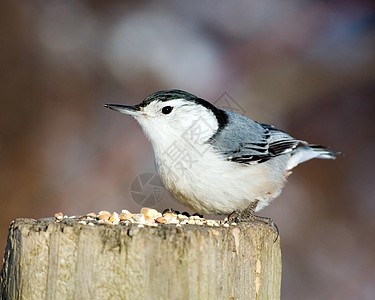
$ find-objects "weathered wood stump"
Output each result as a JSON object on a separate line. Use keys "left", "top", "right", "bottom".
{"left": 1, "top": 218, "right": 281, "bottom": 299}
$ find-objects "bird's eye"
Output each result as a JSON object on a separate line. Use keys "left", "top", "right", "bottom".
{"left": 162, "top": 106, "right": 173, "bottom": 114}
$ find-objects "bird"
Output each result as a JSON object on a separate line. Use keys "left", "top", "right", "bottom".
{"left": 105, "top": 89, "right": 337, "bottom": 236}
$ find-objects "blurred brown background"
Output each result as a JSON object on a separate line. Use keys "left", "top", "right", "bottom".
{"left": 1, "top": 0, "right": 375, "bottom": 299}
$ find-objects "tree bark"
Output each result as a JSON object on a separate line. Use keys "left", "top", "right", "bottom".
{"left": 1, "top": 218, "right": 281, "bottom": 299}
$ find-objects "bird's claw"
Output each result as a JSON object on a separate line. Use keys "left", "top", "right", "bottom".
{"left": 227, "top": 203, "right": 279, "bottom": 242}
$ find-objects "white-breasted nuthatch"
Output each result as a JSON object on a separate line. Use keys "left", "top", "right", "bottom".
{"left": 105, "top": 90, "right": 337, "bottom": 235}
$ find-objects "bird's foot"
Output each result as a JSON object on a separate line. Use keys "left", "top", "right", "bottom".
{"left": 227, "top": 200, "right": 279, "bottom": 242}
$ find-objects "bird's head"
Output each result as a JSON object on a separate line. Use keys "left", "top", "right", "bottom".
{"left": 105, "top": 90, "right": 228, "bottom": 150}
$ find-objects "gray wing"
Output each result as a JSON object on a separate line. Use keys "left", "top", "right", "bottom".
{"left": 209, "top": 111, "right": 301, "bottom": 164}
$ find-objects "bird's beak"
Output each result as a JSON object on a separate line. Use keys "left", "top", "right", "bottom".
{"left": 104, "top": 104, "right": 143, "bottom": 116}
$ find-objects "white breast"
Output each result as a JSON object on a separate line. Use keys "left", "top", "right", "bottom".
{"left": 153, "top": 138, "right": 289, "bottom": 214}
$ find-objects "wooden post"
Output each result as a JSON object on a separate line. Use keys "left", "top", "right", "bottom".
{"left": 1, "top": 218, "right": 281, "bottom": 299}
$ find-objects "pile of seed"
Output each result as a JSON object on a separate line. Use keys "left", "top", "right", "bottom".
{"left": 54, "top": 208, "right": 235, "bottom": 228}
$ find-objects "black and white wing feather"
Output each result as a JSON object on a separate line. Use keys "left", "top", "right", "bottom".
{"left": 209, "top": 111, "right": 336, "bottom": 168}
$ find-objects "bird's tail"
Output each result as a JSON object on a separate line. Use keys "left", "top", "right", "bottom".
{"left": 286, "top": 144, "right": 339, "bottom": 170}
